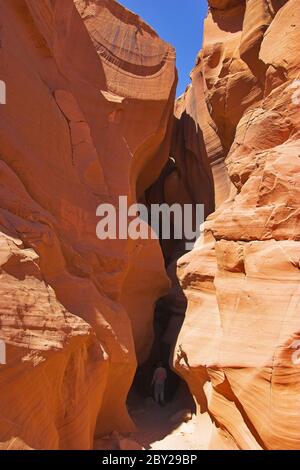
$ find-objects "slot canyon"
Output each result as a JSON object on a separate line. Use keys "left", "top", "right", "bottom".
{"left": 0, "top": 0, "right": 299, "bottom": 451}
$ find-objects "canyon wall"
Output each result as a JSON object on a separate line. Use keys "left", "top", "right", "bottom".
{"left": 174, "top": 0, "right": 300, "bottom": 450}
{"left": 0, "top": 0, "right": 299, "bottom": 452}
{"left": 0, "top": 0, "right": 176, "bottom": 449}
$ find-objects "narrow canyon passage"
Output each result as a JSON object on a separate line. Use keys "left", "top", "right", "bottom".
{"left": 1, "top": 0, "right": 299, "bottom": 452}
{"left": 126, "top": 299, "right": 197, "bottom": 450}
{"left": 122, "top": 153, "right": 203, "bottom": 449}
{"left": 94, "top": 292, "right": 199, "bottom": 450}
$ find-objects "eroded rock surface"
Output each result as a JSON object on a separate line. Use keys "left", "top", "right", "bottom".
{"left": 0, "top": 0, "right": 175, "bottom": 449}
{"left": 0, "top": 0, "right": 299, "bottom": 452}
{"left": 174, "top": 0, "right": 300, "bottom": 450}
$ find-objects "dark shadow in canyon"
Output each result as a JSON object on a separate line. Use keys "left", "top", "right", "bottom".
{"left": 126, "top": 108, "right": 215, "bottom": 447}
{"left": 131, "top": 297, "right": 187, "bottom": 403}
{"left": 127, "top": 295, "right": 196, "bottom": 449}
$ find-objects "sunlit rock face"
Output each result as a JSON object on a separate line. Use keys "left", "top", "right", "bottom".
{"left": 174, "top": 0, "right": 300, "bottom": 450}
{"left": 0, "top": 0, "right": 175, "bottom": 449}
{"left": 0, "top": 0, "right": 299, "bottom": 452}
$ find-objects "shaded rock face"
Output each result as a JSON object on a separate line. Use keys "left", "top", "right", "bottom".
{"left": 173, "top": 0, "right": 300, "bottom": 450}
{"left": 0, "top": 0, "right": 176, "bottom": 449}
{"left": 0, "top": 0, "right": 298, "bottom": 452}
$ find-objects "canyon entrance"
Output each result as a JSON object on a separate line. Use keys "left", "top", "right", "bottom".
{"left": 0, "top": 0, "right": 299, "bottom": 451}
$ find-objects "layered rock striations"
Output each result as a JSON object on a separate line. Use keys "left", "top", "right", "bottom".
{"left": 0, "top": 0, "right": 299, "bottom": 452}
{"left": 0, "top": 0, "right": 176, "bottom": 449}
{"left": 174, "top": 0, "right": 300, "bottom": 450}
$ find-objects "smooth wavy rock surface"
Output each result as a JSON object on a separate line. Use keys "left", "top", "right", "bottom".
{"left": 0, "top": 0, "right": 176, "bottom": 449}
{"left": 174, "top": 0, "right": 300, "bottom": 450}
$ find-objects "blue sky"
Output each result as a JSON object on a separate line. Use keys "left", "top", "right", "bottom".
{"left": 117, "top": 0, "right": 208, "bottom": 97}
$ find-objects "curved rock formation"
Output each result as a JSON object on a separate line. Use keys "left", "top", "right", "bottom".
{"left": 0, "top": 0, "right": 299, "bottom": 452}
{"left": 174, "top": 0, "right": 300, "bottom": 450}
{"left": 0, "top": 0, "right": 175, "bottom": 449}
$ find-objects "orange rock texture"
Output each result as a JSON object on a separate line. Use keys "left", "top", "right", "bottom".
{"left": 174, "top": 0, "right": 300, "bottom": 450}
{"left": 0, "top": 0, "right": 176, "bottom": 449}
{"left": 0, "top": 0, "right": 299, "bottom": 452}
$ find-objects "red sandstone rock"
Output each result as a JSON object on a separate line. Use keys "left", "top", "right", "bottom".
{"left": 0, "top": 0, "right": 299, "bottom": 452}
{"left": 0, "top": 0, "right": 175, "bottom": 449}
{"left": 174, "top": 0, "right": 300, "bottom": 450}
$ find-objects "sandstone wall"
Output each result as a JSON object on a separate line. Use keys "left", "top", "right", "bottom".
{"left": 0, "top": 0, "right": 176, "bottom": 449}
{"left": 174, "top": 0, "right": 300, "bottom": 450}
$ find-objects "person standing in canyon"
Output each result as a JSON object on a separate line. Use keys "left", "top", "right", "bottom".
{"left": 151, "top": 362, "right": 167, "bottom": 406}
